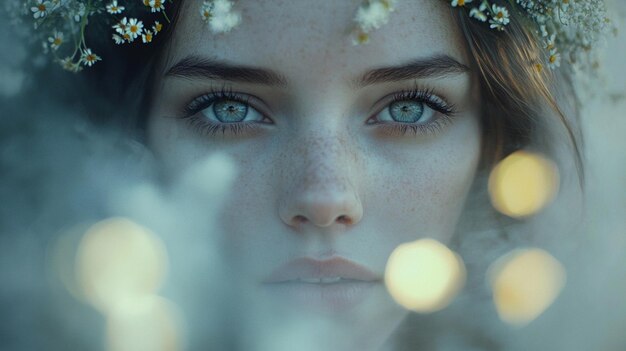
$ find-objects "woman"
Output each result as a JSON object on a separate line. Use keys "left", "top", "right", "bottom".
{"left": 2, "top": 0, "right": 613, "bottom": 350}
{"left": 150, "top": 1, "right": 483, "bottom": 350}
{"left": 139, "top": 1, "right": 587, "bottom": 349}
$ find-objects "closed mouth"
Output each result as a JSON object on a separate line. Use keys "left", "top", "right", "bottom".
{"left": 260, "top": 256, "right": 382, "bottom": 311}
{"left": 261, "top": 256, "right": 382, "bottom": 284}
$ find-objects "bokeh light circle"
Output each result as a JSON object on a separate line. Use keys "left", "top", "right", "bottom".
{"left": 488, "top": 150, "right": 559, "bottom": 218}
{"left": 384, "top": 238, "right": 466, "bottom": 313}
{"left": 75, "top": 217, "right": 169, "bottom": 314}
{"left": 488, "top": 248, "right": 566, "bottom": 326}
{"left": 106, "top": 295, "right": 183, "bottom": 351}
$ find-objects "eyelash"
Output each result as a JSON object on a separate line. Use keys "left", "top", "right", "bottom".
{"left": 181, "top": 85, "right": 458, "bottom": 137}
{"left": 181, "top": 87, "right": 269, "bottom": 137}
{"left": 369, "top": 88, "right": 457, "bottom": 137}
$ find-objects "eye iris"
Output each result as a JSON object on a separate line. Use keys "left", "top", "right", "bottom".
{"left": 389, "top": 101, "right": 424, "bottom": 123}
{"left": 213, "top": 100, "right": 248, "bottom": 122}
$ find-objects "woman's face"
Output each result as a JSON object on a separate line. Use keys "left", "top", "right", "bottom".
{"left": 148, "top": 0, "right": 481, "bottom": 349}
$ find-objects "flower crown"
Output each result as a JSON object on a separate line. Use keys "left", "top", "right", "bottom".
{"left": 8, "top": 0, "right": 241, "bottom": 72}
{"left": 350, "top": 0, "right": 613, "bottom": 71}
{"left": 10, "top": 0, "right": 611, "bottom": 72}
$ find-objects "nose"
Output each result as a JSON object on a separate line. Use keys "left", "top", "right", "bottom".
{"left": 278, "top": 135, "right": 363, "bottom": 229}
{"left": 279, "top": 185, "right": 364, "bottom": 228}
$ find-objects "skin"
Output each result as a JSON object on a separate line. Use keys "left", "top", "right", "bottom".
{"left": 147, "top": 0, "right": 482, "bottom": 349}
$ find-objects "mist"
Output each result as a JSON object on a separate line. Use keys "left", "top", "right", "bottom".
{"left": 1, "top": 1, "right": 625, "bottom": 350}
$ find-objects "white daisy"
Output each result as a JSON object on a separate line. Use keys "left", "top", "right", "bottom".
{"left": 80, "top": 49, "right": 101, "bottom": 67}
{"left": 106, "top": 1, "right": 125, "bottom": 15}
{"left": 112, "top": 33, "right": 125, "bottom": 45}
{"left": 31, "top": 0, "right": 51, "bottom": 19}
{"left": 142, "top": 32, "right": 154, "bottom": 43}
{"left": 209, "top": 12, "right": 241, "bottom": 33}
{"left": 48, "top": 30, "right": 64, "bottom": 50}
{"left": 60, "top": 57, "right": 82, "bottom": 72}
{"left": 152, "top": 21, "right": 163, "bottom": 34}
{"left": 200, "top": 1, "right": 214, "bottom": 21}
{"left": 148, "top": 0, "right": 165, "bottom": 13}
{"left": 354, "top": 0, "right": 395, "bottom": 33}
{"left": 201, "top": 0, "right": 242, "bottom": 34}
{"left": 126, "top": 18, "right": 144, "bottom": 40}
{"left": 451, "top": 0, "right": 472, "bottom": 7}
{"left": 469, "top": 2, "right": 488, "bottom": 22}
{"left": 548, "top": 48, "right": 561, "bottom": 69}
{"left": 113, "top": 17, "right": 129, "bottom": 35}
{"left": 489, "top": 4, "right": 510, "bottom": 31}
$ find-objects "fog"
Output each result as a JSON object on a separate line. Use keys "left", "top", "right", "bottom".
{"left": 1, "top": 1, "right": 625, "bottom": 350}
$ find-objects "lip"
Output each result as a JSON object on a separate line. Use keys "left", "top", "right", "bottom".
{"left": 261, "top": 256, "right": 382, "bottom": 312}
{"left": 262, "top": 256, "right": 382, "bottom": 283}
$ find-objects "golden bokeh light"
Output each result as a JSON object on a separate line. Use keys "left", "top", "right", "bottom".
{"left": 107, "top": 295, "right": 183, "bottom": 351}
{"left": 75, "top": 217, "right": 169, "bottom": 314}
{"left": 488, "top": 248, "right": 566, "bottom": 327}
{"left": 488, "top": 150, "right": 559, "bottom": 218}
{"left": 384, "top": 238, "right": 466, "bottom": 313}
{"left": 46, "top": 223, "right": 93, "bottom": 300}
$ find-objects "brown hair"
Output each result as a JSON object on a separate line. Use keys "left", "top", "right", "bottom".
{"left": 451, "top": 1, "right": 582, "bottom": 177}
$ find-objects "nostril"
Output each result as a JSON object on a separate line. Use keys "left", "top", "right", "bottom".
{"left": 294, "top": 215, "right": 308, "bottom": 224}
{"left": 292, "top": 214, "right": 352, "bottom": 226}
{"left": 337, "top": 215, "right": 351, "bottom": 225}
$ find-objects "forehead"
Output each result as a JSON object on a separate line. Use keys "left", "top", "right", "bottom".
{"left": 166, "top": 0, "right": 467, "bottom": 81}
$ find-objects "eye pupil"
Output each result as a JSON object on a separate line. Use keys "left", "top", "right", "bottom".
{"left": 214, "top": 100, "right": 248, "bottom": 123}
{"left": 389, "top": 100, "right": 424, "bottom": 123}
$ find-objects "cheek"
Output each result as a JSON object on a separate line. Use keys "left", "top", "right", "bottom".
{"left": 363, "top": 116, "right": 481, "bottom": 244}
{"left": 147, "top": 116, "right": 201, "bottom": 174}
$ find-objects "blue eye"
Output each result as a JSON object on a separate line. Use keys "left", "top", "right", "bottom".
{"left": 367, "top": 88, "right": 458, "bottom": 136}
{"left": 212, "top": 100, "right": 250, "bottom": 123}
{"left": 376, "top": 99, "right": 437, "bottom": 126}
{"left": 387, "top": 100, "right": 425, "bottom": 123}
{"left": 197, "top": 96, "right": 265, "bottom": 124}
{"left": 182, "top": 88, "right": 270, "bottom": 136}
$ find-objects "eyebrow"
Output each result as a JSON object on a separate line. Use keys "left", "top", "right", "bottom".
{"left": 353, "top": 55, "right": 470, "bottom": 88}
{"left": 164, "top": 54, "right": 469, "bottom": 88}
{"left": 165, "top": 56, "right": 288, "bottom": 86}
